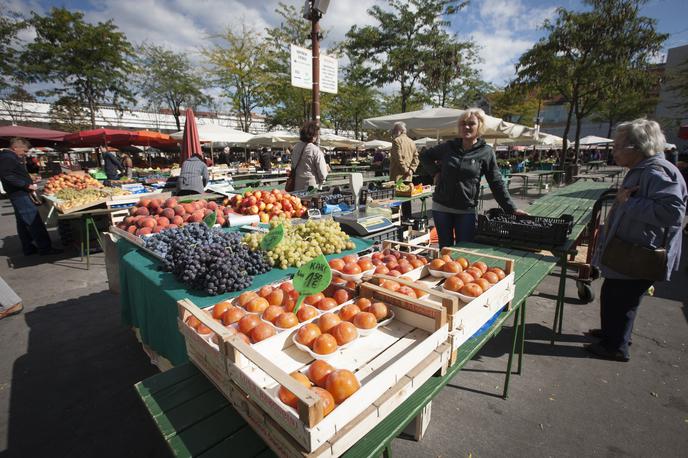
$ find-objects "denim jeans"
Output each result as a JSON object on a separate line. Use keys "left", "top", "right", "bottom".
{"left": 432, "top": 211, "right": 476, "bottom": 248}
{"left": 10, "top": 193, "right": 52, "bottom": 254}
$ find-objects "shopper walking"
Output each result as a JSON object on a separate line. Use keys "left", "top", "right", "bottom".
{"left": 102, "top": 147, "right": 124, "bottom": 180}
{"left": 420, "top": 108, "right": 524, "bottom": 248}
{"left": 588, "top": 119, "right": 687, "bottom": 362}
{"left": 0, "top": 138, "right": 61, "bottom": 256}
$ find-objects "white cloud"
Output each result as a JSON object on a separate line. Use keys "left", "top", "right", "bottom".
{"left": 457, "top": 0, "right": 557, "bottom": 85}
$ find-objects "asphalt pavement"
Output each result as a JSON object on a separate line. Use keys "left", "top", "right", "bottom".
{"left": 0, "top": 182, "right": 686, "bottom": 458}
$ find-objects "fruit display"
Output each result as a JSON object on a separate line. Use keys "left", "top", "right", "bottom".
{"left": 228, "top": 189, "right": 306, "bottom": 223}
{"left": 341, "top": 248, "right": 431, "bottom": 278}
{"left": 43, "top": 173, "right": 103, "bottom": 195}
{"left": 142, "top": 223, "right": 270, "bottom": 295}
{"left": 394, "top": 182, "right": 425, "bottom": 197}
{"left": 278, "top": 362, "right": 360, "bottom": 415}
{"left": 116, "top": 197, "right": 236, "bottom": 235}
{"left": 243, "top": 218, "right": 356, "bottom": 268}
{"left": 425, "top": 256, "right": 506, "bottom": 300}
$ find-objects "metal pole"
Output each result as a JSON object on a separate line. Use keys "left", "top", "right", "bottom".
{"left": 311, "top": 9, "right": 320, "bottom": 125}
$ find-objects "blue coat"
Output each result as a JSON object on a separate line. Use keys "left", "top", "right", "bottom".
{"left": 593, "top": 155, "right": 687, "bottom": 280}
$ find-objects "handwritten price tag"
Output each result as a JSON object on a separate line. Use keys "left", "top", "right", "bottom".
{"left": 260, "top": 224, "right": 284, "bottom": 251}
{"left": 292, "top": 254, "right": 332, "bottom": 313}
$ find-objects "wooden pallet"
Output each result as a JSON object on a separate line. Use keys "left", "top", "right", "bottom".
{"left": 177, "top": 286, "right": 449, "bottom": 455}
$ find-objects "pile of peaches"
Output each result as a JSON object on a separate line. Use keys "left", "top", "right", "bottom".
{"left": 429, "top": 256, "right": 507, "bottom": 298}
{"left": 328, "top": 249, "right": 430, "bottom": 279}
{"left": 278, "top": 361, "right": 360, "bottom": 416}
{"left": 294, "top": 298, "right": 392, "bottom": 356}
{"left": 185, "top": 280, "right": 353, "bottom": 345}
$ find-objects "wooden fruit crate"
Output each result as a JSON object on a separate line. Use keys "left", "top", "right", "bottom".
{"left": 177, "top": 286, "right": 449, "bottom": 456}
{"left": 368, "top": 246, "right": 515, "bottom": 365}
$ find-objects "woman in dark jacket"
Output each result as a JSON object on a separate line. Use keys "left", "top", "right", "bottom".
{"left": 421, "top": 107, "right": 524, "bottom": 248}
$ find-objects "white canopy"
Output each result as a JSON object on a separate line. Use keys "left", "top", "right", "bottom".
{"left": 579, "top": 135, "right": 614, "bottom": 145}
{"left": 414, "top": 137, "right": 439, "bottom": 148}
{"left": 319, "top": 133, "right": 363, "bottom": 149}
{"left": 170, "top": 124, "right": 254, "bottom": 144}
{"left": 361, "top": 139, "right": 392, "bottom": 150}
{"left": 244, "top": 131, "right": 300, "bottom": 148}
{"left": 363, "top": 107, "right": 539, "bottom": 140}
{"left": 495, "top": 132, "right": 564, "bottom": 147}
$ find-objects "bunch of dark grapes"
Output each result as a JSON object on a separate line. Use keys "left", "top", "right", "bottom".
{"left": 143, "top": 223, "right": 271, "bottom": 295}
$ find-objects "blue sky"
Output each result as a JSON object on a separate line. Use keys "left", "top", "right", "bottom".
{"left": 7, "top": 0, "right": 688, "bottom": 87}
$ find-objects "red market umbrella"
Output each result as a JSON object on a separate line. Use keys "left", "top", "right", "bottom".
{"left": 679, "top": 124, "right": 688, "bottom": 140}
{"left": 181, "top": 108, "right": 202, "bottom": 161}
{"left": 130, "top": 130, "right": 178, "bottom": 149}
{"left": 0, "top": 125, "right": 68, "bottom": 146}
{"left": 63, "top": 128, "right": 135, "bottom": 147}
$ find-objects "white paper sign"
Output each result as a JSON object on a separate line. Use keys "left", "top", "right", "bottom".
{"left": 290, "top": 44, "right": 338, "bottom": 94}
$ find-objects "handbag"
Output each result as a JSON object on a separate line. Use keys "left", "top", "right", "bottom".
{"left": 601, "top": 228, "right": 668, "bottom": 281}
{"left": 285, "top": 143, "right": 306, "bottom": 192}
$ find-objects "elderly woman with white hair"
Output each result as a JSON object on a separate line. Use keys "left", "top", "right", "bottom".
{"left": 587, "top": 118, "right": 687, "bottom": 362}
{"left": 420, "top": 107, "right": 524, "bottom": 247}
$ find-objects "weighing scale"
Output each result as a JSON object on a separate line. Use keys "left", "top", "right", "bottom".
{"left": 332, "top": 173, "right": 395, "bottom": 236}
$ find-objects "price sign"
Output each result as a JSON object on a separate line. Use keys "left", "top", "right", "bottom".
{"left": 260, "top": 224, "right": 284, "bottom": 251}
{"left": 203, "top": 212, "right": 217, "bottom": 228}
{"left": 292, "top": 254, "right": 332, "bottom": 313}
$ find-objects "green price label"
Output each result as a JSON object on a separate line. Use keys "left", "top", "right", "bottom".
{"left": 203, "top": 212, "right": 217, "bottom": 228}
{"left": 260, "top": 224, "right": 284, "bottom": 251}
{"left": 292, "top": 254, "right": 332, "bottom": 314}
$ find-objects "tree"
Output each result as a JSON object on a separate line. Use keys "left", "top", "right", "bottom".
{"left": 592, "top": 67, "right": 659, "bottom": 137}
{"left": 22, "top": 8, "right": 136, "bottom": 129}
{"left": 345, "top": 0, "right": 467, "bottom": 112}
{"left": 488, "top": 88, "right": 540, "bottom": 124}
{"left": 49, "top": 96, "right": 90, "bottom": 131}
{"left": 514, "top": 0, "right": 667, "bottom": 168}
{"left": 137, "top": 44, "right": 209, "bottom": 131}
{"left": 0, "top": 6, "right": 31, "bottom": 124}
{"left": 203, "top": 24, "right": 269, "bottom": 133}
{"left": 1, "top": 87, "right": 36, "bottom": 125}
{"left": 666, "top": 58, "right": 688, "bottom": 112}
{"left": 261, "top": 2, "right": 316, "bottom": 129}
{"left": 323, "top": 61, "right": 382, "bottom": 139}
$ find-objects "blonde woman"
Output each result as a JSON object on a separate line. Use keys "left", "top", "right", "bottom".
{"left": 420, "top": 107, "right": 524, "bottom": 247}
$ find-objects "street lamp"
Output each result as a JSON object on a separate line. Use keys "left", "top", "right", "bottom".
{"left": 303, "top": 1, "right": 330, "bottom": 124}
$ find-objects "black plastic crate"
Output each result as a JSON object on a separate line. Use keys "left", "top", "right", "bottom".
{"left": 359, "top": 187, "right": 395, "bottom": 204}
{"left": 476, "top": 209, "right": 574, "bottom": 247}
{"left": 361, "top": 225, "right": 404, "bottom": 243}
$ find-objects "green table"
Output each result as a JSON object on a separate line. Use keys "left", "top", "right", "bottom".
{"left": 389, "top": 191, "right": 434, "bottom": 220}
{"left": 118, "top": 236, "right": 372, "bottom": 365}
{"left": 135, "top": 243, "right": 557, "bottom": 457}
{"left": 525, "top": 181, "right": 613, "bottom": 342}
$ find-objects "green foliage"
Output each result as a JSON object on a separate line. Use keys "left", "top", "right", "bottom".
{"left": 261, "top": 2, "right": 316, "bottom": 129}
{"left": 22, "top": 7, "right": 136, "bottom": 129}
{"left": 203, "top": 24, "right": 270, "bottom": 133}
{"left": 514, "top": 0, "right": 667, "bottom": 162}
{"left": 666, "top": 58, "right": 688, "bottom": 112}
{"left": 488, "top": 88, "right": 540, "bottom": 124}
{"left": 49, "top": 96, "right": 90, "bottom": 131}
{"left": 0, "top": 6, "right": 27, "bottom": 94}
{"left": 137, "top": 44, "right": 209, "bottom": 131}
{"left": 345, "top": 0, "right": 467, "bottom": 112}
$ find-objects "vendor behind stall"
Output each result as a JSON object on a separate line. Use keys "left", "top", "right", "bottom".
{"left": 259, "top": 147, "right": 273, "bottom": 171}
{"left": 102, "top": 147, "right": 124, "bottom": 180}
{"left": 176, "top": 153, "right": 208, "bottom": 196}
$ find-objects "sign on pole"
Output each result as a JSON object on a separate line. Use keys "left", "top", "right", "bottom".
{"left": 290, "top": 44, "right": 338, "bottom": 94}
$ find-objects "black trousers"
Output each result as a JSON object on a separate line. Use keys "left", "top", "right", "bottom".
{"left": 600, "top": 278, "right": 654, "bottom": 357}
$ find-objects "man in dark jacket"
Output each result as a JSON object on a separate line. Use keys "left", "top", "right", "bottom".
{"left": 0, "top": 138, "right": 60, "bottom": 256}
{"left": 102, "top": 147, "right": 124, "bottom": 180}
{"left": 259, "top": 147, "right": 272, "bottom": 171}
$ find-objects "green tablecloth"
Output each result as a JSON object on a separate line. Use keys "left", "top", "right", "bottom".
{"left": 119, "top": 235, "right": 373, "bottom": 365}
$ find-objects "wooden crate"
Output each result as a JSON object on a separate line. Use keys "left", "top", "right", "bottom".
{"left": 177, "top": 287, "right": 449, "bottom": 455}
{"left": 367, "top": 246, "right": 515, "bottom": 366}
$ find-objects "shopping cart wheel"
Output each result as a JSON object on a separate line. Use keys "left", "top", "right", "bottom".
{"left": 576, "top": 281, "right": 595, "bottom": 303}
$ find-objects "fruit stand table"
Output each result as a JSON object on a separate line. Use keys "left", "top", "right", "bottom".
{"left": 524, "top": 181, "right": 614, "bottom": 342}
{"left": 117, "top": 236, "right": 373, "bottom": 368}
{"left": 58, "top": 207, "right": 124, "bottom": 269}
{"left": 134, "top": 243, "right": 557, "bottom": 457}
{"left": 509, "top": 170, "right": 565, "bottom": 198}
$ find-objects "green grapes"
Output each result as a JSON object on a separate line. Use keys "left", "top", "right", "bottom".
{"left": 243, "top": 217, "right": 355, "bottom": 268}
